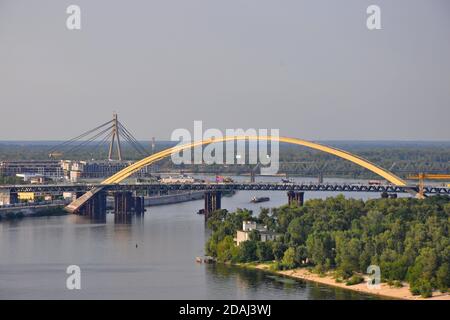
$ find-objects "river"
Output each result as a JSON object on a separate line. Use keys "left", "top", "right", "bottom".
{"left": 0, "top": 176, "right": 396, "bottom": 299}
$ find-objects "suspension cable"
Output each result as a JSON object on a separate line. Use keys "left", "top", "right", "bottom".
{"left": 48, "top": 119, "right": 114, "bottom": 153}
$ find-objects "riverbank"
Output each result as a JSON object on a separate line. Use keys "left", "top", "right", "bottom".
{"left": 246, "top": 263, "right": 450, "bottom": 300}
{"left": 0, "top": 206, "right": 67, "bottom": 221}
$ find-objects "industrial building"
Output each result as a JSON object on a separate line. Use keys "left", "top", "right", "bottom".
{"left": 61, "top": 160, "right": 150, "bottom": 182}
{"left": 0, "top": 160, "right": 63, "bottom": 178}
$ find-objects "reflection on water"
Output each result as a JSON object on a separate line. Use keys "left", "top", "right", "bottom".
{"left": 205, "top": 264, "right": 379, "bottom": 300}
{"left": 0, "top": 176, "right": 388, "bottom": 300}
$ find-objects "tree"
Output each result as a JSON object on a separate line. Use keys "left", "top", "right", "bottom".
{"left": 410, "top": 279, "right": 433, "bottom": 298}
{"left": 216, "top": 236, "right": 239, "bottom": 263}
{"left": 407, "top": 247, "right": 438, "bottom": 295}
{"left": 306, "top": 232, "right": 334, "bottom": 272}
{"left": 436, "top": 263, "right": 450, "bottom": 293}
{"left": 238, "top": 240, "right": 257, "bottom": 262}
{"left": 258, "top": 208, "right": 276, "bottom": 231}
{"left": 281, "top": 247, "right": 296, "bottom": 269}
{"left": 294, "top": 245, "right": 308, "bottom": 266}
{"left": 272, "top": 241, "right": 286, "bottom": 261}
{"left": 256, "top": 242, "right": 274, "bottom": 262}
{"left": 335, "top": 234, "right": 361, "bottom": 278}
{"left": 378, "top": 250, "right": 408, "bottom": 281}
{"left": 287, "top": 217, "right": 306, "bottom": 245}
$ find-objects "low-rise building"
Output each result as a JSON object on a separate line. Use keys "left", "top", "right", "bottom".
{"left": 235, "top": 220, "right": 281, "bottom": 246}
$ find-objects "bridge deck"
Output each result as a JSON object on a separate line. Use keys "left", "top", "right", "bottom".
{"left": 3, "top": 182, "right": 448, "bottom": 214}
{"left": 4, "top": 182, "right": 450, "bottom": 194}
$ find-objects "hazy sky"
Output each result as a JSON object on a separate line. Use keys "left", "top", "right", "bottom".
{"left": 0, "top": 0, "right": 449, "bottom": 141}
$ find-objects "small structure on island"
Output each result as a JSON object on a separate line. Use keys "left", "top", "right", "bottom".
{"left": 235, "top": 221, "right": 281, "bottom": 246}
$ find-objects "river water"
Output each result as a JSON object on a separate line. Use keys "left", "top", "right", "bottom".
{"left": 0, "top": 176, "right": 395, "bottom": 299}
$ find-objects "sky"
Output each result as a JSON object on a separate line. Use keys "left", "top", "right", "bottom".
{"left": 0, "top": 0, "right": 449, "bottom": 141}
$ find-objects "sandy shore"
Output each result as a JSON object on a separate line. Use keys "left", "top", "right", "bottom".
{"left": 251, "top": 263, "right": 450, "bottom": 300}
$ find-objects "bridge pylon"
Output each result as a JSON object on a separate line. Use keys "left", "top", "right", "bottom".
{"left": 48, "top": 112, "right": 149, "bottom": 161}
{"left": 108, "top": 113, "right": 123, "bottom": 161}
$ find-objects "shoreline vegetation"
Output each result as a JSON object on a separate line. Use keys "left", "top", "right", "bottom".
{"left": 205, "top": 195, "right": 450, "bottom": 300}
{"left": 0, "top": 207, "right": 67, "bottom": 221}
{"left": 237, "top": 262, "right": 450, "bottom": 300}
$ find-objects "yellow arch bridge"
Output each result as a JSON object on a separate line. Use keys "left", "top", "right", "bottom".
{"left": 66, "top": 135, "right": 408, "bottom": 214}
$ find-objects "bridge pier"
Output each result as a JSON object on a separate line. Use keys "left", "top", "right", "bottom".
{"left": 79, "top": 191, "right": 107, "bottom": 218}
{"left": 134, "top": 196, "right": 145, "bottom": 216}
{"left": 114, "top": 191, "right": 145, "bottom": 216}
{"left": 204, "top": 191, "right": 222, "bottom": 220}
{"left": 114, "top": 191, "right": 133, "bottom": 215}
{"left": 287, "top": 191, "right": 304, "bottom": 207}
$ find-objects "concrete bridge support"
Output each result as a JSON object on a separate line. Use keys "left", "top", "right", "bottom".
{"left": 287, "top": 191, "right": 304, "bottom": 207}
{"left": 204, "top": 191, "right": 222, "bottom": 220}
{"left": 134, "top": 196, "right": 145, "bottom": 216}
{"left": 79, "top": 191, "right": 107, "bottom": 218}
{"left": 114, "top": 192, "right": 145, "bottom": 216}
{"left": 114, "top": 191, "right": 133, "bottom": 215}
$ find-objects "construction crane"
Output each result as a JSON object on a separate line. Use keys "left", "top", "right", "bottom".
{"left": 407, "top": 173, "right": 450, "bottom": 198}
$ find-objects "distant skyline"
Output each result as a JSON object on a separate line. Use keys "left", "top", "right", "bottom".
{"left": 1, "top": 0, "right": 449, "bottom": 141}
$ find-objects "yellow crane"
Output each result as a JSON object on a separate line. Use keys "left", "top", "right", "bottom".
{"left": 407, "top": 173, "right": 450, "bottom": 198}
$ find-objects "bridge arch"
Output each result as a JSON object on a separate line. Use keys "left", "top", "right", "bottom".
{"left": 103, "top": 136, "right": 406, "bottom": 185}
{"left": 66, "top": 136, "right": 406, "bottom": 213}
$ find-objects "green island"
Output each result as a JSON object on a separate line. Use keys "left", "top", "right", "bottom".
{"left": 205, "top": 195, "right": 450, "bottom": 299}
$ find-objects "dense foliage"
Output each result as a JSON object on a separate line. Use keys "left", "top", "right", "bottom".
{"left": 205, "top": 195, "right": 450, "bottom": 298}
{"left": 0, "top": 175, "right": 25, "bottom": 185}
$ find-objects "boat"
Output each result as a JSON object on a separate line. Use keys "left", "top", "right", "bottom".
{"left": 281, "top": 178, "right": 293, "bottom": 183}
{"left": 250, "top": 196, "right": 270, "bottom": 203}
{"left": 195, "top": 257, "right": 203, "bottom": 263}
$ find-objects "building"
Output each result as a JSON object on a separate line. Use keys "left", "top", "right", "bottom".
{"left": 0, "top": 160, "right": 63, "bottom": 178}
{"left": 15, "top": 173, "right": 53, "bottom": 184}
{"left": 61, "top": 160, "right": 150, "bottom": 182}
{"left": 0, "top": 159, "right": 152, "bottom": 183}
{"left": 235, "top": 221, "right": 281, "bottom": 246}
{"left": 0, "top": 188, "right": 17, "bottom": 205}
